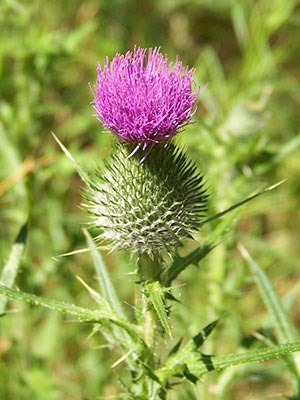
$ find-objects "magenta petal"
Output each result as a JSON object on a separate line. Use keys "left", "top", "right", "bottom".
{"left": 93, "top": 46, "right": 203, "bottom": 146}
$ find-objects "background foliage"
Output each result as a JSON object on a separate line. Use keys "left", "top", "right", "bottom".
{"left": 0, "top": 0, "right": 300, "bottom": 399}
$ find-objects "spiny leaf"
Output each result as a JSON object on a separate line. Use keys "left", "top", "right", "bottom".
{"left": 156, "top": 340, "right": 300, "bottom": 383}
{"left": 0, "top": 223, "right": 27, "bottom": 316}
{"left": 76, "top": 275, "right": 111, "bottom": 310}
{"left": 201, "top": 341, "right": 300, "bottom": 377}
{"left": 200, "top": 180, "right": 286, "bottom": 226}
{"left": 163, "top": 242, "right": 216, "bottom": 286}
{"left": 0, "top": 284, "right": 141, "bottom": 343}
{"left": 163, "top": 210, "right": 239, "bottom": 285}
{"left": 193, "top": 320, "right": 219, "bottom": 348}
{"left": 158, "top": 320, "right": 218, "bottom": 383}
{"left": 146, "top": 281, "right": 172, "bottom": 338}
{"left": 168, "top": 339, "right": 183, "bottom": 357}
{"left": 181, "top": 320, "right": 218, "bottom": 355}
{"left": 163, "top": 180, "right": 285, "bottom": 285}
{"left": 165, "top": 292, "right": 180, "bottom": 303}
{"left": 183, "top": 368, "right": 198, "bottom": 383}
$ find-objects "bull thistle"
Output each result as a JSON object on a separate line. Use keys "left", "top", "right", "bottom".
{"left": 2, "top": 45, "right": 299, "bottom": 400}
{"left": 87, "top": 46, "right": 207, "bottom": 264}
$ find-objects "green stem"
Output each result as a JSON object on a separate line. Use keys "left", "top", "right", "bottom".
{"left": 133, "top": 255, "right": 163, "bottom": 397}
{"left": 141, "top": 289, "right": 157, "bottom": 350}
{"left": 138, "top": 254, "right": 162, "bottom": 282}
{"left": 135, "top": 255, "right": 175, "bottom": 399}
{"left": 137, "top": 255, "right": 161, "bottom": 356}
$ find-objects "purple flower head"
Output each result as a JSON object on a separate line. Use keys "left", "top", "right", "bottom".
{"left": 93, "top": 47, "right": 202, "bottom": 157}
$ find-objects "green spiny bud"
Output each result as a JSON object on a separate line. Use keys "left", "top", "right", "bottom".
{"left": 84, "top": 142, "right": 207, "bottom": 257}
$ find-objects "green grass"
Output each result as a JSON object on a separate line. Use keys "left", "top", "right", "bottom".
{"left": 1, "top": 0, "right": 300, "bottom": 399}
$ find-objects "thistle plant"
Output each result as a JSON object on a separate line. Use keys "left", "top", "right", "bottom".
{"left": 89, "top": 46, "right": 208, "bottom": 280}
{"left": 1, "top": 46, "right": 300, "bottom": 399}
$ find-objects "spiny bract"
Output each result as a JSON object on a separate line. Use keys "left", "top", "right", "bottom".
{"left": 85, "top": 142, "right": 207, "bottom": 256}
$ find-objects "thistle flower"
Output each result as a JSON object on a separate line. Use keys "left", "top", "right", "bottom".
{"left": 93, "top": 47, "right": 202, "bottom": 159}
{"left": 85, "top": 143, "right": 207, "bottom": 257}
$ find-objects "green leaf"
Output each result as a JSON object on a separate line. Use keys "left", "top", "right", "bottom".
{"left": 163, "top": 211, "right": 238, "bottom": 285}
{"left": 157, "top": 320, "right": 218, "bottom": 382}
{"left": 0, "top": 223, "right": 27, "bottom": 316}
{"left": 168, "top": 339, "right": 183, "bottom": 357}
{"left": 146, "top": 281, "right": 172, "bottom": 338}
{"left": 200, "top": 180, "right": 286, "bottom": 226}
{"left": 157, "top": 340, "right": 300, "bottom": 383}
{"left": 193, "top": 320, "right": 219, "bottom": 348}
{"left": 181, "top": 320, "right": 219, "bottom": 355}
{"left": 163, "top": 181, "right": 286, "bottom": 285}
{"left": 83, "top": 228, "right": 126, "bottom": 319}
{"left": 0, "top": 284, "right": 141, "bottom": 343}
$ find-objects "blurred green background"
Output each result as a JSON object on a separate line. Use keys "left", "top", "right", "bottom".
{"left": 0, "top": 0, "right": 300, "bottom": 399}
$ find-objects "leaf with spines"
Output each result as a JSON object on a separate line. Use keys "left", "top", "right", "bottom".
{"left": 200, "top": 180, "right": 286, "bottom": 227}
{"left": 171, "top": 320, "right": 219, "bottom": 357}
{"left": 0, "top": 284, "right": 142, "bottom": 344}
{"left": 163, "top": 180, "right": 286, "bottom": 285}
{"left": 163, "top": 211, "right": 238, "bottom": 285}
{"left": 193, "top": 320, "right": 219, "bottom": 348}
{"left": 145, "top": 281, "right": 172, "bottom": 338}
{"left": 157, "top": 334, "right": 300, "bottom": 384}
{"left": 156, "top": 320, "right": 218, "bottom": 382}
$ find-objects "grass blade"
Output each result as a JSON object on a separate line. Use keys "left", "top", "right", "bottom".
{"left": 239, "top": 245, "right": 300, "bottom": 391}
{"left": 0, "top": 223, "right": 27, "bottom": 316}
{"left": 239, "top": 245, "right": 298, "bottom": 341}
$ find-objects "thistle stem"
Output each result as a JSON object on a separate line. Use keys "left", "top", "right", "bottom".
{"left": 137, "top": 254, "right": 162, "bottom": 361}
{"left": 141, "top": 289, "right": 157, "bottom": 350}
{"left": 137, "top": 254, "right": 162, "bottom": 282}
